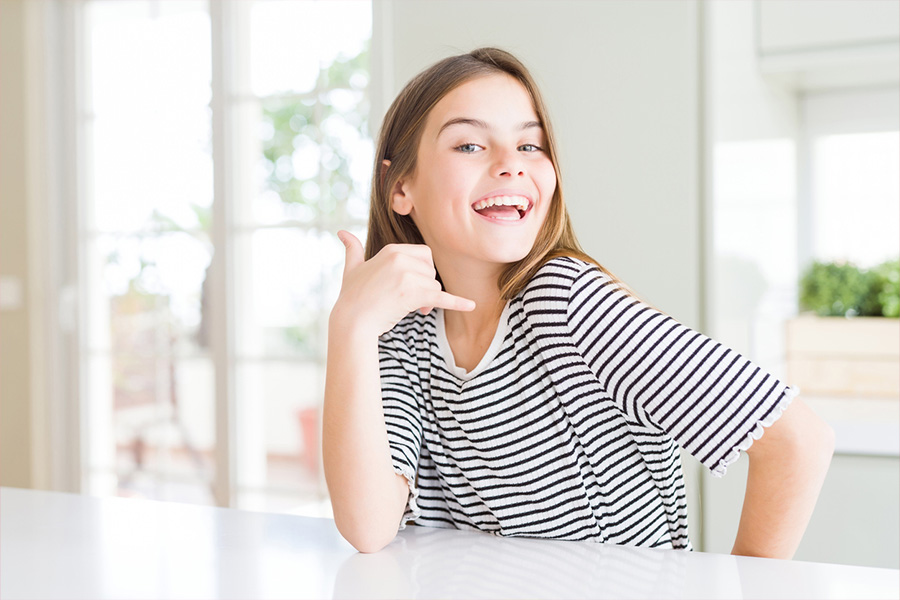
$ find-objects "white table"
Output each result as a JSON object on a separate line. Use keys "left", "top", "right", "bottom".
{"left": 1, "top": 487, "right": 897, "bottom": 599}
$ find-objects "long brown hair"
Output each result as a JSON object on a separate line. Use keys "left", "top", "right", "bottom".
{"left": 366, "top": 47, "right": 619, "bottom": 300}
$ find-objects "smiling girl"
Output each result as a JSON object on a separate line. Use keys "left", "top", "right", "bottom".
{"left": 323, "top": 48, "right": 834, "bottom": 556}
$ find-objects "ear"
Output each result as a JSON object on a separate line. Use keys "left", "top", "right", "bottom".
{"left": 384, "top": 159, "right": 414, "bottom": 216}
{"left": 379, "top": 159, "right": 390, "bottom": 188}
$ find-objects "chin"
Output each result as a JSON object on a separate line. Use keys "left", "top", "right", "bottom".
{"left": 489, "top": 249, "right": 534, "bottom": 266}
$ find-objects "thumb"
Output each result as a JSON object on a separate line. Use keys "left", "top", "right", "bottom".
{"left": 337, "top": 230, "right": 364, "bottom": 275}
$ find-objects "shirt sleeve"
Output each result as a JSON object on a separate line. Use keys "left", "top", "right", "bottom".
{"left": 378, "top": 331, "right": 424, "bottom": 529}
{"left": 564, "top": 260, "right": 797, "bottom": 477}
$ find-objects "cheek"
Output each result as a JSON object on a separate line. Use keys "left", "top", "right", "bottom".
{"left": 422, "top": 160, "right": 466, "bottom": 198}
{"left": 536, "top": 160, "right": 558, "bottom": 197}
{"left": 533, "top": 162, "right": 557, "bottom": 225}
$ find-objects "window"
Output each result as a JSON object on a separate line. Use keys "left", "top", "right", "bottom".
{"left": 709, "top": 87, "right": 899, "bottom": 376}
{"left": 802, "top": 88, "right": 899, "bottom": 269}
{"left": 59, "top": 0, "right": 372, "bottom": 515}
{"left": 809, "top": 131, "right": 899, "bottom": 268}
{"left": 83, "top": 0, "right": 216, "bottom": 505}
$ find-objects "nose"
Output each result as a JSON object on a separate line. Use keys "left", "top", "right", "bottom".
{"left": 493, "top": 147, "right": 525, "bottom": 178}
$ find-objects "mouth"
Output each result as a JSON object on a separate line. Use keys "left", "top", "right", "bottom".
{"left": 471, "top": 194, "right": 533, "bottom": 221}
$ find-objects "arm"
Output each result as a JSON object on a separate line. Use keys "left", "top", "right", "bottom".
{"left": 731, "top": 397, "right": 835, "bottom": 559}
{"left": 552, "top": 261, "right": 834, "bottom": 557}
{"left": 322, "top": 232, "right": 474, "bottom": 553}
{"left": 323, "top": 312, "right": 410, "bottom": 553}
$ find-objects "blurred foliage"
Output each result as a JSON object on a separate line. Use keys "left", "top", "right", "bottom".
{"left": 799, "top": 259, "right": 900, "bottom": 318}
{"left": 260, "top": 43, "right": 369, "bottom": 223}
{"left": 107, "top": 203, "right": 212, "bottom": 299}
{"left": 873, "top": 259, "right": 900, "bottom": 318}
{"left": 148, "top": 204, "right": 212, "bottom": 237}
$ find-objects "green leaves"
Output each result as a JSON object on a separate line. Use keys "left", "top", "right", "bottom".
{"left": 258, "top": 43, "right": 370, "bottom": 221}
{"left": 873, "top": 259, "right": 900, "bottom": 318}
{"left": 799, "top": 259, "right": 900, "bottom": 317}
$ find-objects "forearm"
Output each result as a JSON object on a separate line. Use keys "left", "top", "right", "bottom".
{"left": 731, "top": 399, "right": 835, "bottom": 559}
{"left": 324, "top": 233, "right": 473, "bottom": 552}
{"left": 322, "top": 312, "right": 408, "bottom": 553}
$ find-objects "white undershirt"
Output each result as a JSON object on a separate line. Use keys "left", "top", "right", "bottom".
{"left": 434, "top": 301, "right": 512, "bottom": 381}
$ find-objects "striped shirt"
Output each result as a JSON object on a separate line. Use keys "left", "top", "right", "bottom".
{"left": 378, "top": 256, "right": 796, "bottom": 549}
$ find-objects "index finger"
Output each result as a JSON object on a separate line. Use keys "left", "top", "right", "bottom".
{"left": 426, "top": 290, "right": 476, "bottom": 312}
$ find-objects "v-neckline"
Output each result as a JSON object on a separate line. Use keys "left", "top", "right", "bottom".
{"left": 434, "top": 301, "right": 512, "bottom": 381}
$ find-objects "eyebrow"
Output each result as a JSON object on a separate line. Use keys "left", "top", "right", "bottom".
{"left": 436, "top": 117, "right": 543, "bottom": 138}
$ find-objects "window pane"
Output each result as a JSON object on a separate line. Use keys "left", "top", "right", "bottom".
{"left": 234, "top": 361, "right": 325, "bottom": 507}
{"left": 87, "top": 1, "right": 213, "bottom": 233}
{"left": 811, "top": 131, "right": 900, "bottom": 268}
{"left": 87, "top": 232, "right": 212, "bottom": 353}
{"left": 85, "top": 350, "right": 215, "bottom": 504}
{"left": 113, "top": 356, "right": 215, "bottom": 503}
{"left": 247, "top": 36, "right": 372, "bottom": 227}
{"left": 255, "top": 96, "right": 321, "bottom": 225}
{"left": 250, "top": 0, "right": 371, "bottom": 97}
{"left": 84, "top": 230, "right": 215, "bottom": 502}
{"left": 84, "top": 0, "right": 214, "bottom": 505}
{"left": 234, "top": 228, "right": 344, "bottom": 358}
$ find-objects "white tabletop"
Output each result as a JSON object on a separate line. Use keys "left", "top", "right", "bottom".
{"left": 1, "top": 487, "right": 897, "bottom": 599}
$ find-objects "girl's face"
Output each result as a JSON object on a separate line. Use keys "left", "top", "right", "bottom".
{"left": 390, "top": 73, "right": 557, "bottom": 274}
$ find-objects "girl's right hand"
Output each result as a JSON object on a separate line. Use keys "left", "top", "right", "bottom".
{"left": 332, "top": 231, "right": 476, "bottom": 337}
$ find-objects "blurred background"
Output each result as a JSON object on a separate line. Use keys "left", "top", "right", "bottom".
{"left": 0, "top": 0, "right": 897, "bottom": 569}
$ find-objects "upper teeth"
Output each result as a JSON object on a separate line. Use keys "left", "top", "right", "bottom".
{"left": 473, "top": 195, "right": 530, "bottom": 211}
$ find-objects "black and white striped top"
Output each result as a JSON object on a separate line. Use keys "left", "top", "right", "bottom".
{"left": 378, "top": 257, "right": 796, "bottom": 549}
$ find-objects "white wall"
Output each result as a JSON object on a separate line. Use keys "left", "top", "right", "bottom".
{"left": 373, "top": 0, "right": 704, "bottom": 330}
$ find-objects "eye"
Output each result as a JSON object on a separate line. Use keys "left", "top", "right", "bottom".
{"left": 454, "top": 143, "right": 483, "bottom": 154}
{"left": 518, "top": 144, "right": 543, "bottom": 152}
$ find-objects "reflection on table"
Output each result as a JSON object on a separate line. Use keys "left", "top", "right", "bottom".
{"left": 336, "top": 524, "right": 895, "bottom": 600}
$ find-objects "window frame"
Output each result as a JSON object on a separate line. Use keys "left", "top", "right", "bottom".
{"left": 38, "top": 0, "right": 89, "bottom": 495}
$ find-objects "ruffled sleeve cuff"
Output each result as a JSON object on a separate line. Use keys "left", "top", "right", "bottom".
{"left": 393, "top": 463, "right": 422, "bottom": 530}
{"left": 710, "top": 385, "right": 800, "bottom": 478}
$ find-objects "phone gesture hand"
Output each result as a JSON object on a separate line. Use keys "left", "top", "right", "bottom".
{"left": 333, "top": 231, "right": 475, "bottom": 337}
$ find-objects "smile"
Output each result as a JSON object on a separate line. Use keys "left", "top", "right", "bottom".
{"left": 471, "top": 194, "right": 533, "bottom": 221}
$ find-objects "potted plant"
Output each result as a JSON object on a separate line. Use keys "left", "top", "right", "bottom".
{"left": 787, "top": 259, "right": 899, "bottom": 398}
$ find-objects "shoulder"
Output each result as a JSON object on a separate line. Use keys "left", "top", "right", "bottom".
{"left": 523, "top": 255, "right": 614, "bottom": 301}
{"left": 522, "top": 255, "right": 642, "bottom": 334}
{"left": 534, "top": 255, "right": 593, "bottom": 279}
{"left": 520, "top": 256, "right": 612, "bottom": 327}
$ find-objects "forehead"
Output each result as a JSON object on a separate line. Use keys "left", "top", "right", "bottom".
{"left": 426, "top": 73, "right": 540, "bottom": 133}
